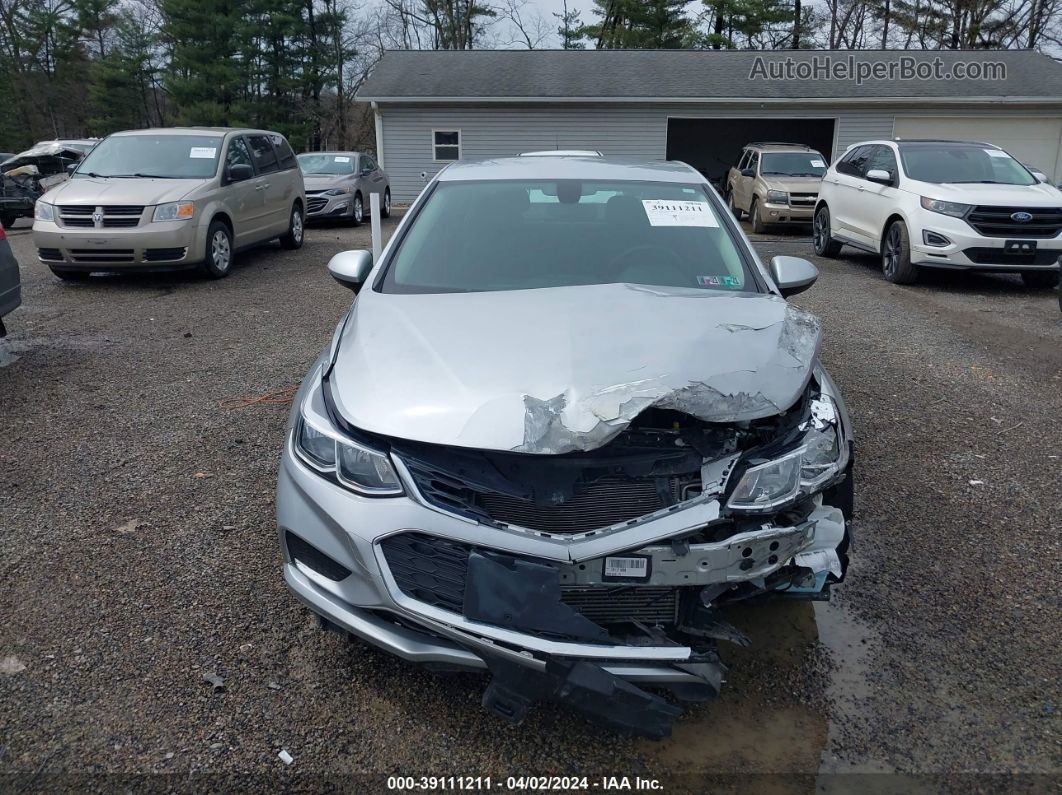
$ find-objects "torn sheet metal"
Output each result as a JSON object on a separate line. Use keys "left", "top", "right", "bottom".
{"left": 330, "top": 283, "right": 820, "bottom": 454}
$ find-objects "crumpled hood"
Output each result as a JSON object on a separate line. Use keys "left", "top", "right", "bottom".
{"left": 42, "top": 177, "right": 197, "bottom": 207}
{"left": 329, "top": 283, "right": 821, "bottom": 454}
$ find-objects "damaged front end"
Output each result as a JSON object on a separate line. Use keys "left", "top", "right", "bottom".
{"left": 292, "top": 364, "right": 852, "bottom": 738}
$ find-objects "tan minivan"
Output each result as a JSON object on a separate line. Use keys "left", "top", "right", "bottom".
{"left": 724, "top": 143, "right": 828, "bottom": 233}
{"left": 33, "top": 127, "right": 306, "bottom": 279}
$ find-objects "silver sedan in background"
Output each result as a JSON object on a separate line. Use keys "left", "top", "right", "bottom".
{"left": 297, "top": 151, "right": 391, "bottom": 225}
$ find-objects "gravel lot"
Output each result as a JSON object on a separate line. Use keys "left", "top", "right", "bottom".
{"left": 1, "top": 213, "right": 1059, "bottom": 790}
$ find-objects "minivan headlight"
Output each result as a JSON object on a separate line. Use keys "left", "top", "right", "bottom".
{"left": 766, "top": 190, "right": 788, "bottom": 205}
{"left": 152, "top": 202, "right": 195, "bottom": 222}
{"left": 920, "top": 197, "right": 970, "bottom": 218}
{"left": 35, "top": 202, "right": 55, "bottom": 221}
{"left": 294, "top": 417, "right": 402, "bottom": 496}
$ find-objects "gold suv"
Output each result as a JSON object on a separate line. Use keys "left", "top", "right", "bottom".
{"left": 725, "top": 143, "right": 828, "bottom": 233}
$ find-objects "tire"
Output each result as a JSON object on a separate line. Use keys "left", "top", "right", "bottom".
{"left": 279, "top": 204, "right": 304, "bottom": 250}
{"left": 726, "top": 190, "right": 743, "bottom": 220}
{"left": 199, "top": 220, "right": 234, "bottom": 279}
{"left": 49, "top": 266, "right": 90, "bottom": 281}
{"left": 881, "top": 220, "right": 920, "bottom": 284}
{"left": 750, "top": 197, "right": 766, "bottom": 234}
{"left": 381, "top": 189, "right": 391, "bottom": 219}
{"left": 813, "top": 205, "right": 843, "bottom": 258}
{"left": 0, "top": 213, "right": 16, "bottom": 229}
{"left": 351, "top": 193, "right": 364, "bottom": 226}
{"left": 1021, "top": 270, "right": 1059, "bottom": 288}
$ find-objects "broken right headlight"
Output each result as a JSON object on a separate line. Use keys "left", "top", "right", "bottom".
{"left": 728, "top": 394, "right": 848, "bottom": 512}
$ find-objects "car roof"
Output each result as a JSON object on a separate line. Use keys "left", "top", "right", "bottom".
{"left": 109, "top": 127, "right": 283, "bottom": 138}
{"left": 744, "top": 142, "right": 817, "bottom": 153}
{"left": 298, "top": 151, "right": 363, "bottom": 157}
{"left": 436, "top": 155, "right": 703, "bottom": 184}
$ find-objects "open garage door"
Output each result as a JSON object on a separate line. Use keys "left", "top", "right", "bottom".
{"left": 894, "top": 117, "right": 1062, "bottom": 182}
{"left": 666, "top": 117, "right": 836, "bottom": 188}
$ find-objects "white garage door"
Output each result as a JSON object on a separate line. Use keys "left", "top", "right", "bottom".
{"left": 894, "top": 116, "right": 1062, "bottom": 181}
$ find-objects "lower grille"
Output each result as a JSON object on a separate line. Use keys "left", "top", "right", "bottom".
{"left": 68, "top": 249, "right": 135, "bottom": 263}
{"left": 38, "top": 248, "right": 63, "bottom": 261}
{"left": 285, "top": 531, "right": 351, "bottom": 581}
{"left": 307, "top": 197, "right": 328, "bottom": 213}
{"left": 560, "top": 586, "right": 679, "bottom": 625}
{"left": 143, "top": 247, "right": 187, "bottom": 262}
{"left": 963, "top": 247, "right": 1061, "bottom": 266}
{"left": 966, "top": 206, "right": 1062, "bottom": 238}
{"left": 476, "top": 476, "right": 667, "bottom": 534}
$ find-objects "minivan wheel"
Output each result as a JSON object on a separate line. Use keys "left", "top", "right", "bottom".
{"left": 352, "top": 194, "right": 364, "bottom": 225}
{"left": 1020, "top": 270, "right": 1059, "bottom": 288}
{"left": 382, "top": 189, "right": 391, "bottom": 219}
{"left": 279, "top": 204, "right": 304, "bottom": 250}
{"left": 750, "top": 198, "right": 766, "bottom": 234}
{"left": 813, "top": 206, "right": 843, "bottom": 257}
{"left": 882, "top": 220, "right": 919, "bottom": 284}
{"left": 49, "top": 266, "right": 90, "bottom": 281}
{"left": 200, "top": 220, "right": 233, "bottom": 279}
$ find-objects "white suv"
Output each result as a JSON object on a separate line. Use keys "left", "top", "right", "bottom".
{"left": 813, "top": 139, "right": 1062, "bottom": 287}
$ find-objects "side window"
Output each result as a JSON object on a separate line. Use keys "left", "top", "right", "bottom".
{"left": 272, "top": 135, "right": 297, "bottom": 170}
{"left": 361, "top": 155, "right": 377, "bottom": 173}
{"left": 837, "top": 145, "right": 871, "bottom": 177}
{"left": 747, "top": 151, "right": 759, "bottom": 174}
{"left": 247, "top": 134, "right": 280, "bottom": 174}
{"left": 433, "top": 130, "right": 460, "bottom": 162}
{"left": 866, "top": 145, "right": 898, "bottom": 179}
{"left": 737, "top": 150, "right": 750, "bottom": 170}
{"left": 226, "top": 137, "right": 253, "bottom": 171}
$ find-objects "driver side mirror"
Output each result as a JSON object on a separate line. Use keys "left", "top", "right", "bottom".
{"left": 740, "top": 168, "right": 755, "bottom": 178}
{"left": 227, "top": 163, "right": 253, "bottom": 183}
{"left": 866, "top": 168, "right": 893, "bottom": 186}
{"left": 328, "top": 249, "right": 373, "bottom": 293}
{"left": 769, "top": 255, "right": 818, "bottom": 298}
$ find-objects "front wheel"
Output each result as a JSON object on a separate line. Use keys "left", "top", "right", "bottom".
{"left": 882, "top": 220, "right": 919, "bottom": 284}
{"left": 750, "top": 198, "right": 766, "bottom": 234}
{"left": 1021, "top": 270, "right": 1059, "bottom": 288}
{"left": 351, "top": 193, "right": 364, "bottom": 226}
{"left": 813, "top": 206, "right": 843, "bottom": 257}
{"left": 0, "top": 213, "right": 16, "bottom": 229}
{"left": 199, "top": 220, "right": 234, "bottom": 279}
{"left": 279, "top": 204, "right": 304, "bottom": 250}
{"left": 381, "top": 189, "right": 391, "bottom": 219}
{"left": 727, "top": 190, "right": 742, "bottom": 220}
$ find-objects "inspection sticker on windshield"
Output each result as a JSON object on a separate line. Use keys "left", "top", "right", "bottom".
{"left": 810, "top": 159, "right": 826, "bottom": 168}
{"left": 334, "top": 156, "right": 351, "bottom": 162}
{"left": 642, "top": 200, "right": 718, "bottom": 228}
{"left": 603, "top": 555, "right": 650, "bottom": 580}
{"left": 984, "top": 149, "right": 1011, "bottom": 159}
{"left": 189, "top": 147, "right": 217, "bottom": 159}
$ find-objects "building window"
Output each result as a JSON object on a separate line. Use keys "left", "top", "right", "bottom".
{"left": 433, "top": 130, "right": 461, "bottom": 162}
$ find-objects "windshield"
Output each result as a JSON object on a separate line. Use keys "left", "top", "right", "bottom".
{"left": 74, "top": 135, "right": 222, "bottom": 179}
{"left": 298, "top": 154, "right": 355, "bottom": 175}
{"left": 899, "top": 145, "right": 1036, "bottom": 185}
{"left": 382, "top": 180, "right": 757, "bottom": 295}
{"left": 760, "top": 152, "right": 827, "bottom": 177}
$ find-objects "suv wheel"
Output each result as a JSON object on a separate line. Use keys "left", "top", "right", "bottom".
{"left": 813, "top": 206, "right": 843, "bottom": 258}
{"left": 882, "top": 220, "right": 919, "bottom": 284}
{"left": 352, "top": 193, "right": 364, "bottom": 225}
{"left": 750, "top": 198, "right": 766, "bottom": 234}
{"left": 200, "top": 220, "right": 233, "bottom": 279}
{"left": 279, "top": 204, "right": 304, "bottom": 250}
{"left": 1021, "top": 270, "right": 1059, "bottom": 288}
{"left": 0, "top": 213, "right": 16, "bottom": 229}
{"left": 727, "top": 191, "right": 742, "bottom": 220}
{"left": 382, "top": 189, "right": 391, "bottom": 219}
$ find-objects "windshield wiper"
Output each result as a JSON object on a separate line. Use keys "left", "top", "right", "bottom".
{"left": 106, "top": 173, "right": 174, "bottom": 178}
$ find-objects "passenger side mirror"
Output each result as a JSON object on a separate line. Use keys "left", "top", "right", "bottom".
{"left": 66, "top": 163, "right": 78, "bottom": 174}
{"left": 328, "top": 249, "right": 373, "bottom": 293}
{"left": 227, "top": 163, "right": 253, "bottom": 183}
{"left": 769, "top": 255, "right": 818, "bottom": 298}
{"left": 740, "top": 168, "right": 755, "bottom": 178}
{"left": 866, "top": 169, "right": 893, "bottom": 186}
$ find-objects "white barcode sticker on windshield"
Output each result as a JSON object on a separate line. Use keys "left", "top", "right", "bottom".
{"left": 642, "top": 200, "right": 718, "bottom": 228}
{"left": 189, "top": 147, "right": 217, "bottom": 159}
{"left": 810, "top": 159, "right": 826, "bottom": 168}
{"left": 334, "top": 156, "right": 351, "bottom": 162}
{"left": 603, "top": 556, "right": 650, "bottom": 579}
{"left": 984, "top": 149, "right": 1011, "bottom": 158}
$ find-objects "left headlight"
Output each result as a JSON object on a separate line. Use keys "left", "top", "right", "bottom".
{"left": 766, "top": 190, "right": 789, "bottom": 204}
{"left": 727, "top": 394, "right": 848, "bottom": 512}
{"left": 152, "top": 202, "right": 195, "bottom": 222}
{"left": 294, "top": 416, "right": 403, "bottom": 496}
{"left": 35, "top": 201, "right": 55, "bottom": 221}
{"left": 920, "top": 196, "right": 970, "bottom": 218}
{"left": 324, "top": 187, "right": 350, "bottom": 196}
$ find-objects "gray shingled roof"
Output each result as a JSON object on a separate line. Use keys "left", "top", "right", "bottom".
{"left": 358, "top": 49, "right": 1062, "bottom": 102}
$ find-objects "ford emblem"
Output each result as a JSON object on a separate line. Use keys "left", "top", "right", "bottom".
{"left": 1011, "top": 211, "right": 1033, "bottom": 222}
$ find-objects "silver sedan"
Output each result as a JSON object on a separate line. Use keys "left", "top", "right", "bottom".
{"left": 297, "top": 151, "right": 390, "bottom": 224}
